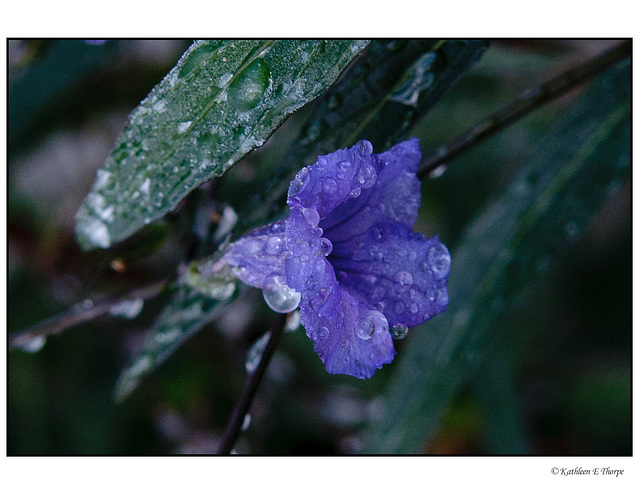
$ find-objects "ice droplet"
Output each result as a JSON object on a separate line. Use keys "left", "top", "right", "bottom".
{"left": 262, "top": 274, "right": 301, "bottom": 313}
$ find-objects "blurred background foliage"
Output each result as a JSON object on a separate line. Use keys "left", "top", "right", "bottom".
{"left": 7, "top": 39, "right": 630, "bottom": 455}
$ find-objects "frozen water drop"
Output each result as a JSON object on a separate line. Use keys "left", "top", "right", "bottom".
{"left": 262, "top": 274, "right": 301, "bottom": 313}
{"left": 390, "top": 323, "right": 409, "bottom": 340}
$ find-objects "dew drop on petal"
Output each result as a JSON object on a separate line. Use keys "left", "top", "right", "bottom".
{"left": 390, "top": 323, "right": 409, "bottom": 340}
{"left": 394, "top": 271, "right": 413, "bottom": 286}
{"left": 265, "top": 236, "right": 284, "bottom": 255}
{"left": 319, "top": 237, "right": 333, "bottom": 256}
{"left": 318, "top": 326, "right": 329, "bottom": 339}
{"left": 357, "top": 311, "right": 388, "bottom": 340}
{"left": 394, "top": 301, "right": 405, "bottom": 315}
{"left": 428, "top": 244, "right": 451, "bottom": 279}
{"left": 302, "top": 207, "right": 320, "bottom": 227}
{"left": 262, "top": 274, "right": 301, "bottom": 313}
{"left": 355, "top": 163, "right": 377, "bottom": 189}
{"left": 349, "top": 187, "right": 361, "bottom": 198}
{"left": 434, "top": 287, "right": 449, "bottom": 306}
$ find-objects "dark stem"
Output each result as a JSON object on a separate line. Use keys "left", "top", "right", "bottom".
{"left": 216, "top": 311, "right": 289, "bottom": 454}
{"left": 8, "top": 279, "right": 169, "bottom": 351}
{"left": 418, "top": 40, "right": 631, "bottom": 179}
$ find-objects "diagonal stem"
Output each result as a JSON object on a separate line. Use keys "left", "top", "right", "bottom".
{"left": 8, "top": 279, "right": 169, "bottom": 351}
{"left": 216, "top": 311, "right": 288, "bottom": 454}
{"left": 418, "top": 40, "right": 631, "bottom": 179}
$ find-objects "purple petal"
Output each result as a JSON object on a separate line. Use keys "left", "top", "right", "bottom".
{"left": 224, "top": 220, "right": 287, "bottom": 288}
{"left": 329, "top": 221, "right": 450, "bottom": 328}
{"left": 320, "top": 138, "right": 422, "bottom": 243}
{"left": 284, "top": 206, "right": 395, "bottom": 378}
{"left": 299, "top": 289, "right": 395, "bottom": 379}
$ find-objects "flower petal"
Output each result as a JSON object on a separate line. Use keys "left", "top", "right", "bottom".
{"left": 299, "top": 289, "right": 395, "bottom": 379}
{"left": 224, "top": 220, "right": 287, "bottom": 288}
{"left": 321, "top": 138, "right": 422, "bottom": 243}
{"left": 329, "top": 221, "right": 450, "bottom": 328}
{"left": 284, "top": 206, "right": 395, "bottom": 378}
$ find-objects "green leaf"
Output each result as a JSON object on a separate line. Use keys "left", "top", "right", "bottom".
{"left": 362, "top": 61, "right": 630, "bottom": 454}
{"left": 76, "top": 40, "right": 369, "bottom": 250}
{"left": 239, "top": 39, "right": 489, "bottom": 232}
{"left": 114, "top": 282, "right": 232, "bottom": 402}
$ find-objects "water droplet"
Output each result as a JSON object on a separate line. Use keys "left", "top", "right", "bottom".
{"left": 323, "top": 178, "right": 338, "bottom": 195}
{"left": 359, "top": 140, "right": 373, "bottom": 155}
{"left": 265, "top": 236, "right": 284, "bottom": 255}
{"left": 349, "top": 187, "right": 361, "bottom": 198}
{"left": 428, "top": 164, "right": 447, "bottom": 179}
{"left": 394, "top": 301, "right": 405, "bottom": 315}
{"left": 434, "top": 287, "right": 449, "bottom": 306}
{"left": 305, "top": 276, "right": 318, "bottom": 291}
{"left": 394, "top": 271, "right": 413, "bottom": 286}
{"left": 302, "top": 207, "right": 320, "bottom": 227}
{"left": 355, "top": 163, "right": 377, "bottom": 189}
{"left": 357, "top": 311, "right": 388, "bottom": 340}
{"left": 290, "top": 167, "right": 309, "bottom": 196}
{"left": 285, "top": 310, "right": 301, "bottom": 332}
{"left": 370, "top": 286, "right": 385, "bottom": 301}
{"left": 341, "top": 338, "right": 349, "bottom": 347}
{"left": 319, "top": 237, "right": 333, "bottom": 256}
{"left": 109, "top": 298, "right": 144, "bottom": 319}
{"left": 428, "top": 244, "right": 451, "bottom": 280}
{"left": 241, "top": 413, "right": 251, "bottom": 432}
{"left": 262, "top": 274, "right": 301, "bottom": 313}
{"left": 318, "top": 326, "right": 329, "bottom": 339}
{"left": 20, "top": 335, "right": 47, "bottom": 353}
{"left": 311, "top": 287, "right": 332, "bottom": 312}
{"left": 245, "top": 332, "right": 271, "bottom": 373}
{"left": 390, "top": 323, "right": 409, "bottom": 340}
{"left": 409, "top": 303, "right": 419, "bottom": 314}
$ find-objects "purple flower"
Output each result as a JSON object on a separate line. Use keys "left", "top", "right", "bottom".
{"left": 224, "top": 139, "right": 450, "bottom": 378}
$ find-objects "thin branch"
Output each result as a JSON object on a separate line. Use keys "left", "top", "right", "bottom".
{"left": 8, "top": 279, "right": 169, "bottom": 351}
{"left": 418, "top": 40, "right": 631, "bottom": 179}
{"left": 216, "top": 311, "right": 289, "bottom": 454}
